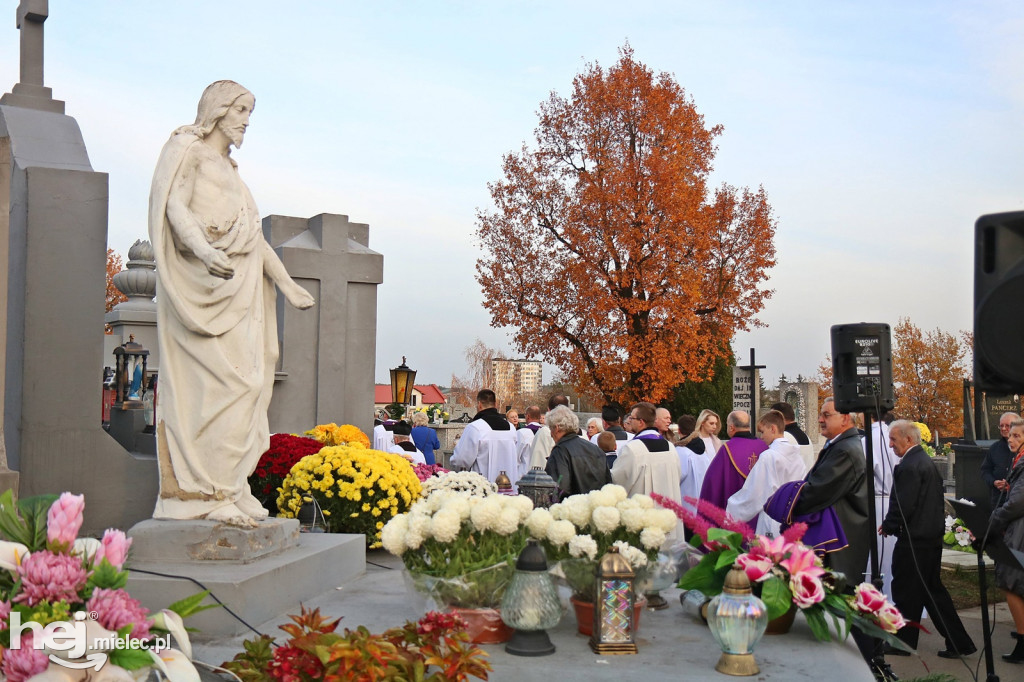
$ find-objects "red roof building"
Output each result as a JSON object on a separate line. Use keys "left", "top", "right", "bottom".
{"left": 373, "top": 383, "right": 447, "bottom": 409}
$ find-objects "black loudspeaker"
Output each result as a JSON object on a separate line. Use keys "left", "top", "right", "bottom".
{"left": 974, "top": 211, "right": 1024, "bottom": 392}
{"left": 830, "top": 323, "right": 895, "bottom": 413}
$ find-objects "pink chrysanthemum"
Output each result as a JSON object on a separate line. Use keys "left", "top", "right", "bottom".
{"left": 0, "top": 599, "right": 11, "bottom": 630}
{"left": 1, "top": 633, "right": 50, "bottom": 682}
{"left": 87, "top": 588, "right": 151, "bottom": 640}
{"left": 15, "top": 550, "right": 88, "bottom": 606}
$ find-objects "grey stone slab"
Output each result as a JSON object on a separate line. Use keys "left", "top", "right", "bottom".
{"left": 128, "top": 518, "right": 300, "bottom": 563}
{"left": 127, "top": 532, "right": 365, "bottom": 637}
{"left": 193, "top": 551, "right": 874, "bottom": 681}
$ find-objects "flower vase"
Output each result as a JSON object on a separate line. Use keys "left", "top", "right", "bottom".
{"left": 448, "top": 606, "right": 514, "bottom": 644}
{"left": 570, "top": 594, "right": 644, "bottom": 637}
{"left": 764, "top": 604, "right": 798, "bottom": 635}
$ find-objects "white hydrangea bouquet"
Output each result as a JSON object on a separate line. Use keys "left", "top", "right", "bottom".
{"left": 524, "top": 484, "right": 678, "bottom": 602}
{"left": 381, "top": 472, "right": 533, "bottom": 609}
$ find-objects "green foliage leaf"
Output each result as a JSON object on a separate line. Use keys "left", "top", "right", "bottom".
{"left": 705, "top": 528, "right": 743, "bottom": 548}
{"left": 678, "top": 554, "right": 718, "bottom": 592}
{"left": 714, "top": 548, "right": 739, "bottom": 570}
{"left": 19, "top": 494, "right": 58, "bottom": 551}
{"left": 166, "top": 590, "right": 219, "bottom": 618}
{"left": 88, "top": 558, "right": 128, "bottom": 590}
{"left": 760, "top": 576, "right": 792, "bottom": 621}
{"left": 804, "top": 606, "right": 833, "bottom": 642}
{"left": 108, "top": 647, "right": 154, "bottom": 671}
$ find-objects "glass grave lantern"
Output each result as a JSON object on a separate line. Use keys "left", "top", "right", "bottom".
{"left": 500, "top": 539, "right": 561, "bottom": 656}
{"left": 389, "top": 356, "right": 417, "bottom": 407}
{"left": 707, "top": 564, "right": 768, "bottom": 676}
{"left": 589, "top": 546, "right": 638, "bottom": 655}
{"left": 515, "top": 467, "right": 559, "bottom": 508}
{"left": 495, "top": 470, "right": 514, "bottom": 494}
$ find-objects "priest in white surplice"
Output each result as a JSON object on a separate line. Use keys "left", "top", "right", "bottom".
{"left": 611, "top": 402, "right": 684, "bottom": 545}
{"left": 727, "top": 410, "right": 808, "bottom": 537}
{"left": 451, "top": 389, "right": 518, "bottom": 484}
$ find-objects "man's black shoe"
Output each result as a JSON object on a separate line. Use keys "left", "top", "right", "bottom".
{"left": 882, "top": 645, "right": 910, "bottom": 657}
{"left": 870, "top": 658, "right": 900, "bottom": 682}
{"left": 937, "top": 646, "right": 976, "bottom": 659}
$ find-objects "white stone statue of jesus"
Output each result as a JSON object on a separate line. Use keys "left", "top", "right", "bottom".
{"left": 149, "top": 80, "right": 315, "bottom": 527}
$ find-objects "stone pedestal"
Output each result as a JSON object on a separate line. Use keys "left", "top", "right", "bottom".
{"left": 126, "top": 519, "right": 365, "bottom": 637}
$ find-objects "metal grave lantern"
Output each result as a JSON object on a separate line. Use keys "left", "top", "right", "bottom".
{"left": 495, "top": 470, "right": 513, "bottom": 494}
{"left": 707, "top": 564, "right": 768, "bottom": 676}
{"left": 589, "top": 545, "right": 637, "bottom": 655}
{"left": 112, "top": 335, "right": 149, "bottom": 409}
{"left": 500, "top": 539, "right": 561, "bottom": 656}
{"left": 389, "top": 356, "right": 417, "bottom": 407}
{"left": 515, "top": 467, "right": 559, "bottom": 509}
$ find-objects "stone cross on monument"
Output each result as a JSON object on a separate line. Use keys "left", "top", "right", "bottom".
{"left": 1, "top": 0, "right": 65, "bottom": 113}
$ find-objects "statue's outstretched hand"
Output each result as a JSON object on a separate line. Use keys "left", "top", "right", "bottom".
{"left": 200, "top": 247, "right": 234, "bottom": 279}
{"left": 283, "top": 281, "right": 316, "bottom": 309}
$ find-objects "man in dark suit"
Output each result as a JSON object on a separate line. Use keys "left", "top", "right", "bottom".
{"left": 793, "top": 398, "right": 869, "bottom": 582}
{"left": 880, "top": 420, "right": 976, "bottom": 658}
{"left": 792, "top": 398, "right": 885, "bottom": 677}
{"left": 981, "top": 412, "right": 1016, "bottom": 509}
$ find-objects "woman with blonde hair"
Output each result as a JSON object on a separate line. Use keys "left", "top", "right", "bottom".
{"left": 693, "top": 409, "right": 723, "bottom": 454}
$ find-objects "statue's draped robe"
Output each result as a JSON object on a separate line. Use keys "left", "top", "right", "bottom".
{"left": 149, "top": 131, "right": 277, "bottom": 519}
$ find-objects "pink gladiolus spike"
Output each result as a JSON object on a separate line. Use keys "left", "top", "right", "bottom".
{"left": 693, "top": 499, "right": 755, "bottom": 542}
{"left": 782, "top": 522, "right": 808, "bottom": 544}
{"left": 96, "top": 529, "right": 132, "bottom": 570}
{"left": 780, "top": 543, "right": 825, "bottom": 579}
{"left": 46, "top": 492, "right": 85, "bottom": 548}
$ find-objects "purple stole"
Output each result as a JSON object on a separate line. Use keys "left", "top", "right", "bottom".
{"left": 699, "top": 436, "right": 767, "bottom": 511}
{"left": 525, "top": 423, "right": 542, "bottom": 433}
{"left": 764, "top": 481, "right": 848, "bottom": 555}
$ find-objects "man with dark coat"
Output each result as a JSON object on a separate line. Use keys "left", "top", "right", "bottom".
{"left": 981, "top": 412, "right": 1017, "bottom": 509}
{"left": 880, "top": 420, "right": 976, "bottom": 658}
{"left": 793, "top": 398, "right": 882, "bottom": 675}
{"left": 594, "top": 405, "right": 631, "bottom": 444}
{"left": 545, "top": 406, "right": 612, "bottom": 496}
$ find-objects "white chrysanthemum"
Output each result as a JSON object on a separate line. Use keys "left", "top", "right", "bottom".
{"left": 546, "top": 519, "right": 577, "bottom": 546}
{"left": 568, "top": 534, "right": 598, "bottom": 560}
{"left": 381, "top": 515, "right": 408, "bottom": 556}
{"left": 494, "top": 507, "right": 522, "bottom": 536}
{"left": 591, "top": 506, "right": 621, "bottom": 534}
{"left": 409, "top": 498, "right": 432, "bottom": 517}
{"left": 587, "top": 488, "right": 617, "bottom": 509}
{"left": 405, "top": 527, "right": 425, "bottom": 551}
{"left": 602, "top": 484, "right": 628, "bottom": 503}
{"left": 548, "top": 502, "right": 565, "bottom": 520}
{"left": 470, "top": 496, "right": 502, "bottom": 532}
{"left": 616, "top": 498, "right": 639, "bottom": 512}
{"left": 526, "top": 508, "right": 554, "bottom": 538}
{"left": 444, "top": 496, "right": 472, "bottom": 521}
{"left": 430, "top": 509, "right": 462, "bottom": 543}
{"left": 613, "top": 541, "right": 648, "bottom": 568}
{"left": 640, "top": 527, "right": 667, "bottom": 550}
{"left": 508, "top": 494, "right": 535, "bottom": 521}
{"left": 408, "top": 511, "right": 432, "bottom": 538}
{"left": 632, "top": 494, "right": 655, "bottom": 509}
{"left": 644, "top": 508, "right": 679, "bottom": 534}
{"left": 621, "top": 508, "right": 646, "bottom": 532}
{"left": 562, "top": 495, "right": 592, "bottom": 527}
{"left": 427, "top": 489, "right": 457, "bottom": 513}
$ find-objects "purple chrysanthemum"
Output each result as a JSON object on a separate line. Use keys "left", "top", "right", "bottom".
{"left": 15, "top": 550, "right": 88, "bottom": 606}
{"left": 87, "top": 588, "right": 151, "bottom": 640}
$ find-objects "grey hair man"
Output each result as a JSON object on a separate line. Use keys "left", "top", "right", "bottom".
{"left": 544, "top": 406, "right": 611, "bottom": 497}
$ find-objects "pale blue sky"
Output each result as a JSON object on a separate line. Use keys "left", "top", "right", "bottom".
{"left": 3, "top": 1, "right": 1023, "bottom": 391}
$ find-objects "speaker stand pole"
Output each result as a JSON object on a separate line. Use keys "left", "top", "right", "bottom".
{"left": 864, "top": 411, "right": 881, "bottom": 590}
{"left": 977, "top": 548, "right": 999, "bottom": 682}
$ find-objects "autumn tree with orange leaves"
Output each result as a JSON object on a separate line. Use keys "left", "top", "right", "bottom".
{"left": 891, "top": 317, "right": 969, "bottom": 437}
{"left": 475, "top": 46, "right": 777, "bottom": 406}
{"left": 104, "top": 248, "right": 127, "bottom": 333}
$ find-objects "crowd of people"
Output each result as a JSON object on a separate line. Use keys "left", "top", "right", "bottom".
{"left": 372, "top": 388, "right": 1024, "bottom": 677}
